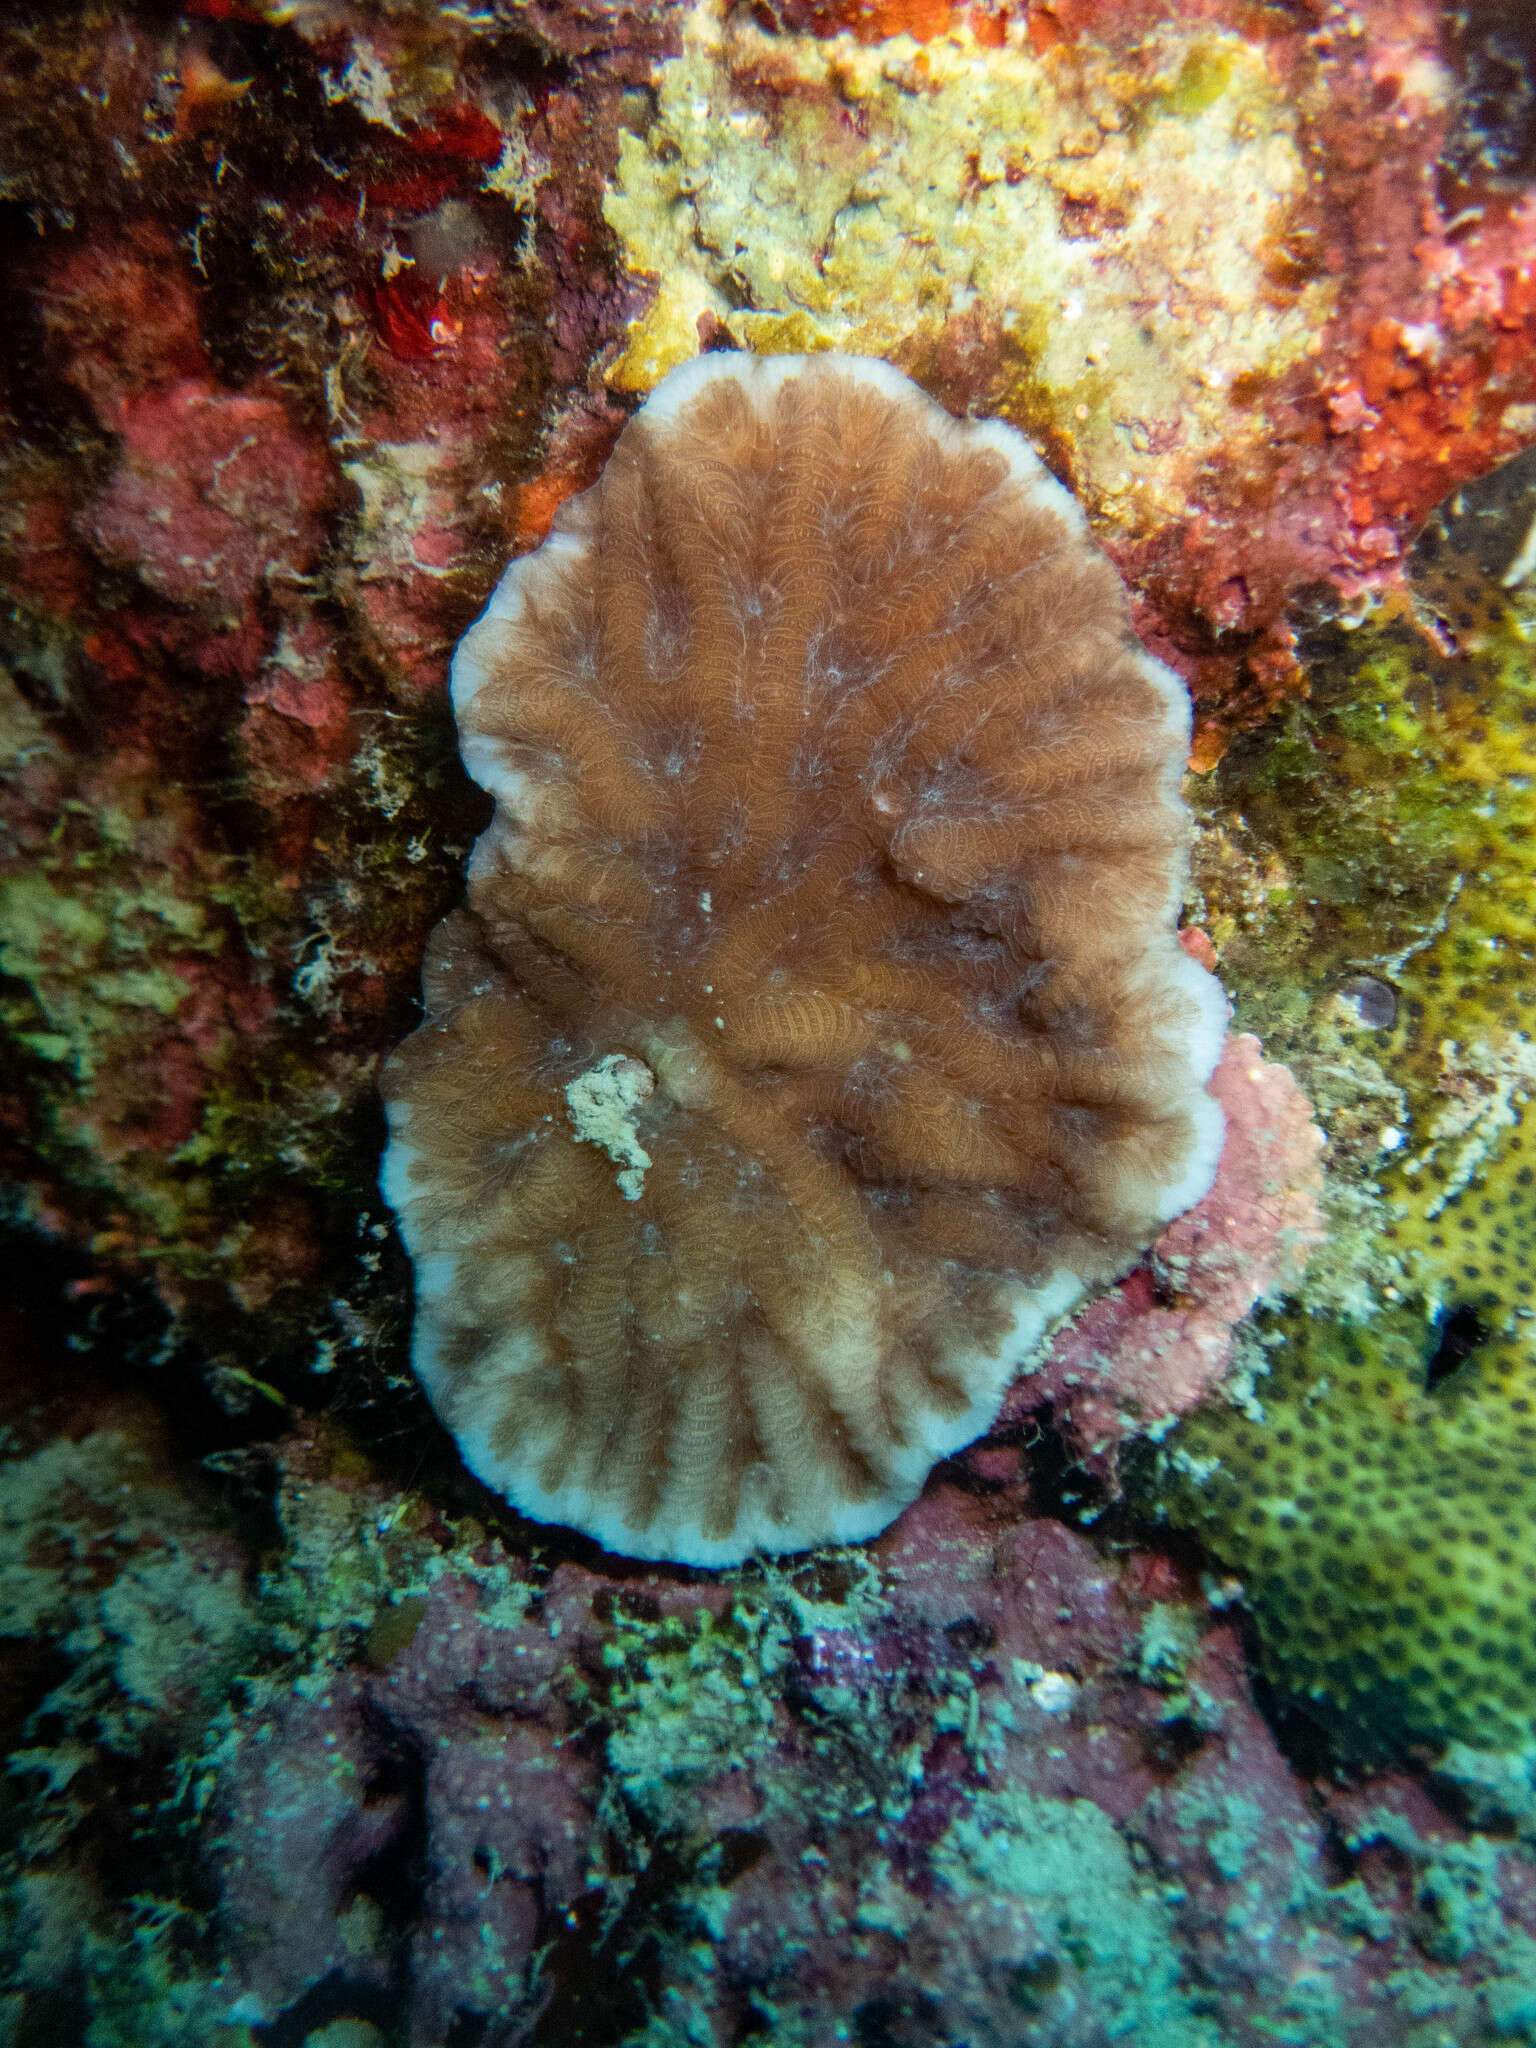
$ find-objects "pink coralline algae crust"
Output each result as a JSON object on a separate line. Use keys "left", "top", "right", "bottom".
{"left": 89, "top": 383, "right": 331, "bottom": 654}
{"left": 1120, "top": 0, "right": 1536, "bottom": 749}
{"left": 216, "top": 1656, "right": 600, "bottom": 2039}
{"left": 339, "top": 273, "right": 534, "bottom": 701}
{"left": 0, "top": 0, "right": 692, "bottom": 1320}
{"left": 1169, "top": 0, "right": 1536, "bottom": 729}
{"left": 242, "top": 619, "right": 354, "bottom": 798}
{"left": 1000, "top": 1031, "right": 1325, "bottom": 1470}
{"left": 42, "top": 229, "right": 331, "bottom": 691}
{"left": 36, "top": 227, "right": 209, "bottom": 434}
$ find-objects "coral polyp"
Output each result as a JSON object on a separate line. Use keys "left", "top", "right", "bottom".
{"left": 1142, "top": 1305, "right": 1536, "bottom": 1761}
{"left": 382, "top": 351, "right": 1225, "bottom": 1565}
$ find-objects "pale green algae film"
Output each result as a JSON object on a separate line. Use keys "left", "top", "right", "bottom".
{"left": 605, "top": 2, "right": 1331, "bottom": 530}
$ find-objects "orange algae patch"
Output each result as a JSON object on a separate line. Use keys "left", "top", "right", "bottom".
{"left": 1339, "top": 271, "right": 1536, "bottom": 551}
{"left": 509, "top": 471, "right": 581, "bottom": 552}
{"left": 760, "top": 0, "right": 960, "bottom": 40}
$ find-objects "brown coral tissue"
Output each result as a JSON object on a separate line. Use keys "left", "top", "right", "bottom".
{"left": 381, "top": 354, "right": 1226, "bottom": 1565}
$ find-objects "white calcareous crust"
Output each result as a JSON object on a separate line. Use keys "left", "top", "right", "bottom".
{"left": 381, "top": 351, "right": 1226, "bottom": 1566}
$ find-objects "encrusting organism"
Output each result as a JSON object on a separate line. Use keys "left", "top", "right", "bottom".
{"left": 1143, "top": 447, "right": 1536, "bottom": 1760}
{"left": 381, "top": 352, "right": 1226, "bottom": 1565}
{"left": 1140, "top": 1305, "right": 1536, "bottom": 1762}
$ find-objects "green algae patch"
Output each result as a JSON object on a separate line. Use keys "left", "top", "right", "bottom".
{"left": 0, "top": 812, "right": 221, "bottom": 1085}
{"left": 6, "top": 1872, "right": 262, "bottom": 2048}
{"left": 1154, "top": 41, "right": 1240, "bottom": 122}
{"left": 597, "top": 1557, "right": 895, "bottom": 1832}
{"left": 1341, "top": 1805, "right": 1536, "bottom": 2037}
{"left": 0, "top": 1422, "right": 260, "bottom": 1758}
{"left": 1195, "top": 481, "right": 1536, "bottom": 1336}
{"left": 601, "top": 1595, "right": 795, "bottom": 1825}
{"left": 603, "top": 0, "right": 1332, "bottom": 535}
{"left": 0, "top": 1394, "right": 267, "bottom": 2025}
{"left": 932, "top": 1786, "right": 1225, "bottom": 2048}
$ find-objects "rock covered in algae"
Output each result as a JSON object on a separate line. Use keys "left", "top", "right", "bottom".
{"left": 599, "top": 0, "right": 1536, "bottom": 741}
{"left": 7, "top": 0, "right": 1536, "bottom": 1350}
{"left": 11, "top": 1249, "right": 1536, "bottom": 2039}
{"left": 111, "top": 1432, "right": 1536, "bottom": 2046}
{"left": 1151, "top": 443, "right": 1536, "bottom": 1761}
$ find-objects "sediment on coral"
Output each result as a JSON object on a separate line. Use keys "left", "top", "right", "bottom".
{"left": 383, "top": 350, "right": 1226, "bottom": 1566}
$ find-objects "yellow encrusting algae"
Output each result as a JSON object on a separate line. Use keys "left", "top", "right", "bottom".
{"left": 604, "top": 1, "right": 1334, "bottom": 533}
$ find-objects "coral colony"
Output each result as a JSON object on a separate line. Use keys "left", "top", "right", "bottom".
{"left": 381, "top": 353, "right": 1226, "bottom": 1563}
{"left": 12, "top": 0, "right": 1536, "bottom": 2041}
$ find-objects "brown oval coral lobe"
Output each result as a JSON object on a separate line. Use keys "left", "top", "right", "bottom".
{"left": 381, "top": 353, "right": 1226, "bottom": 1566}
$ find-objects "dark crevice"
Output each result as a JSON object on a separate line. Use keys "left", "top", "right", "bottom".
{"left": 7, "top": 1984, "right": 88, "bottom": 2048}
{"left": 351, "top": 1706, "right": 431, "bottom": 1939}
{"left": 852, "top": 1986, "right": 948, "bottom": 2048}
{"left": 255, "top": 1974, "right": 405, "bottom": 2048}
{"left": 1243, "top": 1652, "right": 1352, "bottom": 1780}
{"left": 1139, "top": 1713, "right": 1209, "bottom": 1777}
{"left": 1438, "top": 0, "right": 1536, "bottom": 201}
{"left": 523, "top": 1853, "right": 682, "bottom": 2048}
{"left": 1423, "top": 1302, "right": 1489, "bottom": 1390}
{"left": 0, "top": 208, "right": 110, "bottom": 448}
{"left": 1017, "top": 1402, "right": 1112, "bottom": 1528}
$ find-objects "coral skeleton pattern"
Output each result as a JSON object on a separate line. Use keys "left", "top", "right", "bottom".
{"left": 382, "top": 353, "right": 1225, "bottom": 1564}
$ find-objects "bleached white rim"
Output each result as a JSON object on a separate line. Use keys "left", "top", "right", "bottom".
{"left": 407, "top": 1257, "right": 1086, "bottom": 1568}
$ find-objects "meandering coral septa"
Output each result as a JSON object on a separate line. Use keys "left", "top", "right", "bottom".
{"left": 382, "top": 351, "right": 1225, "bottom": 1564}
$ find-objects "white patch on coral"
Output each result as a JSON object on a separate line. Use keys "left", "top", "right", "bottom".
{"left": 426, "top": 1265, "right": 1086, "bottom": 1570}
{"left": 564, "top": 1054, "right": 656, "bottom": 1202}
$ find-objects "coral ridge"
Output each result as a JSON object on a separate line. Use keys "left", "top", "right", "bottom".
{"left": 384, "top": 350, "right": 1226, "bottom": 1564}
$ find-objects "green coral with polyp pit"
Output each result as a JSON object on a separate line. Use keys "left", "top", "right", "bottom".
{"left": 1147, "top": 1307, "right": 1536, "bottom": 1759}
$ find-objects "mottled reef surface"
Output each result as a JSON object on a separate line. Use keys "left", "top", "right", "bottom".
{"left": 8, "top": 0, "right": 1536, "bottom": 2043}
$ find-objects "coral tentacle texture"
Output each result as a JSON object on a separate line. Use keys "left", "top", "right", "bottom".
{"left": 381, "top": 353, "right": 1225, "bottom": 1565}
